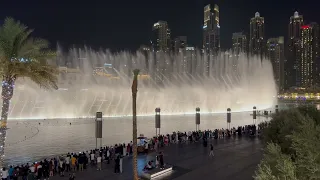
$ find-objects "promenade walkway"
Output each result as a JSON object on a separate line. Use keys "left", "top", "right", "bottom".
{"left": 51, "top": 136, "right": 262, "bottom": 180}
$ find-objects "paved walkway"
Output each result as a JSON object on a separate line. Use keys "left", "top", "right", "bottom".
{"left": 51, "top": 136, "right": 262, "bottom": 180}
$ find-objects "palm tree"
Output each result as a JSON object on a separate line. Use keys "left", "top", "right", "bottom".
{"left": 131, "top": 69, "right": 140, "bottom": 180}
{"left": 0, "top": 18, "right": 58, "bottom": 167}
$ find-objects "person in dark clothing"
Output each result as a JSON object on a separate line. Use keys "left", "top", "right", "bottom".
{"left": 114, "top": 156, "right": 120, "bottom": 173}
{"left": 27, "top": 170, "right": 35, "bottom": 180}
{"left": 209, "top": 144, "right": 214, "bottom": 157}
{"left": 78, "top": 154, "right": 84, "bottom": 171}
{"left": 159, "top": 152, "right": 164, "bottom": 169}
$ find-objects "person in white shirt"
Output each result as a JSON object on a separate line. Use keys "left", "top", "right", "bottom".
{"left": 144, "top": 141, "right": 149, "bottom": 154}
{"left": 29, "top": 164, "right": 35, "bottom": 173}
{"left": 1, "top": 167, "right": 8, "bottom": 180}
{"left": 90, "top": 153, "right": 95, "bottom": 165}
{"left": 97, "top": 155, "right": 102, "bottom": 170}
{"left": 65, "top": 156, "right": 70, "bottom": 172}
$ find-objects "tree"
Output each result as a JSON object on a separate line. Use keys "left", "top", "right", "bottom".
{"left": 255, "top": 108, "right": 320, "bottom": 179}
{"left": 131, "top": 69, "right": 140, "bottom": 180}
{"left": 262, "top": 106, "right": 320, "bottom": 155}
{"left": 254, "top": 143, "right": 297, "bottom": 180}
{"left": 0, "top": 18, "right": 58, "bottom": 167}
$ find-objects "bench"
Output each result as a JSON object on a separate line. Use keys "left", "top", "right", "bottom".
{"left": 141, "top": 165, "right": 173, "bottom": 179}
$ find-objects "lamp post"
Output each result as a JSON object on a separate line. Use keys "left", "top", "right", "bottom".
{"left": 95, "top": 112, "right": 103, "bottom": 149}
{"left": 195, "top": 107, "right": 200, "bottom": 131}
{"left": 155, "top": 108, "right": 161, "bottom": 137}
{"left": 253, "top": 106, "right": 257, "bottom": 124}
{"left": 227, "top": 108, "right": 231, "bottom": 130}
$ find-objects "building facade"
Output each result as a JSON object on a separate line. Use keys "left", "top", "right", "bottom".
{"left": 203, "top": 4, "right": 220, "bottom": 54}
{"left": 249, "top": 12, "right": 265, "bottom": 57}
{"left": 266, "top": 37, "right": 285, "bottom": 92}
{"left": 203, "top": 4, "right": 220, "bottom": 76}
{"left": 152, "top": 21, "right": 171, "bottom": 52}
{"left": 287, "top": 11, "right": 304, "bottom": 88}
{"left": 232, "top": 32, "right": 247, "bottom": 55}
{"left": 299, "top": 23, "right": 320, "bottom": 87}
{"left": 174, "top": 36, "right": 187, "bottom": 53}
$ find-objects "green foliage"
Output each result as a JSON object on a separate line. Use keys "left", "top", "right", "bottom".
{"left": 296, "top": 106, "right": 320, "bottom": 125}
{"left": 255, "top": 107, "right": 320, "bottom": 179}
{"left": 289, "top": 117, "right": 320, "bottom": 179}
{"left": 0, "top": 17, "right": 58, "bottom": 89}
{"left": 262, "top": 106, "right": 320, "bottom": 155}
{"left": 262, "top": 109, "right": 304, "bottom": 155}
{"left": 133, "top": 69, "right": 140, "bottom": 77}
{"left": 254, "top": 143, "right": 297, "bottom": 180}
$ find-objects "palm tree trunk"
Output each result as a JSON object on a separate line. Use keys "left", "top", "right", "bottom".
{"left": 0, "top": 76, "right": 15, "bottom": 168}
{"left": 132, "top": 93, "right": 138, "bottom": 180}
{"left": 132, "top": 69, "right": 140, "bottom": 180}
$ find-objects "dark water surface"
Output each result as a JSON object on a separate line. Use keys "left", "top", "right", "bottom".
{"left": 4, "top": 111, "right": 271, "bottom": 165}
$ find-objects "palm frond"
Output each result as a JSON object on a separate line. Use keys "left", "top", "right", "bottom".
{"left": 0, "top": 17, "right": 58, "bottom": 90}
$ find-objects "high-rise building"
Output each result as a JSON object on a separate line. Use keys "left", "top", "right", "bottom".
{"left": 266, "top": 37, "right": 285, "bottom": 92}
{"left": 203, "top": 4, "right": 220, "bottom": 53}
{"left": 174, "top": 36, "right": 187, "bottom": 53}
{"left": 138, "top": 45, "right": 151, "bottom": 70}
{"left": 232, "top": 32, "right": 247, "bottom": 55}
{"left": 287, "top": 11, "right": 304, "bottom": 88}
{"left": 249, "top": 12, "right": 265, "bottom": 57}
{"left": 151, "top": 21, "right": 171, "bottom": 52}
{"left": 203, "top": 4, "right": 220, "bottom": 76}
{"left": 185, "top": 47, "right": 197, "bottom": 75}
{"left": 299, "top": 23, "right": 320, "bottom": 87}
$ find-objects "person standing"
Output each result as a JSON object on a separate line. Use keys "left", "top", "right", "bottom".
{"left": 96, "top": 155, "right": 102, "bottom": 171}
{"left": 209, "top": 144, "right": 214, "bottom": 157}
{"left": 159, "top": 152, "right": 164, "bottom": 169}
{"left": 90, "top": 152, "right": 95, "bottom": 166}
{"left": 119, "top": 155, "right": 123, "bottom": 173}
{"left": 1, "top": 167, "right": 8, "bottom": 180}
{"left": 114, "top": 156, "right": 120, "bottom": 173}
{"left": 71, "top": 156, "right": 76, "bottom": 172}
{"left": 65, "top": 155, "right": 70, "bottom": 172}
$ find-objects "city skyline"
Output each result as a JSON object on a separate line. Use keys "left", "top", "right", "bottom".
{"left": 0, "top": 0, "right": 319, "bottom": 51}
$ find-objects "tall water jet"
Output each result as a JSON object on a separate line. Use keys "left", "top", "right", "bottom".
{"left": 7, "top": 48, "right": 277, "bottom": 119}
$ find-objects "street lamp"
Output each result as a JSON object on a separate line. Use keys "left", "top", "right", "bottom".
{"left": 155, "top": 108, "right": 161, "bottom": 137}
{"left": 253, "top": 106, "right": 257, "bottom": 124}
{"left": 196, "top": 107, "right": 200, "bottom": 131}
{"left": 227, "top": 108, "right": 231, "bottom": 130}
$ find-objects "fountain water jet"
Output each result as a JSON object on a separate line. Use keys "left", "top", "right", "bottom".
{"left": 6, "top": 48, "right": 277, "bottom": 119}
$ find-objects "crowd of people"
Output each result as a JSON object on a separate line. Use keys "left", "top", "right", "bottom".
{"left": 1, "top": 123, "right": 266, "bottom": 180}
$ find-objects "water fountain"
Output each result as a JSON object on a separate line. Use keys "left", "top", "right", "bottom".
{"left": 7, "top": 48, "right": 277, "bottom": 119}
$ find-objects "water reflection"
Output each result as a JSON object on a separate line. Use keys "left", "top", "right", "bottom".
{"left": 4, "top": 112, "right": 269, "bottom": 165}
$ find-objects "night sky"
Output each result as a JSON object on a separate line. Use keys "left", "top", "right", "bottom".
{"left": 0, "top": 0, "right": 319, "bottom": 51}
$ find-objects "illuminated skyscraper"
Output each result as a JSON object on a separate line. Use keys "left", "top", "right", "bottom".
{"left": 203, "top": 4, "right": 220, "bottom": 53}
{"left": 266, "top": 37, "right": 285, "bottom": 91}
{"left": 299, "top": 23, "right": 320, "bottom": 87}
{"left": 151, "top": 21, "right": 171, "bottom": 52}
{"left": 288, "top": 11, "right": 304, "bottom": 88}
{"left": 232, "top": 32, "right": 247, "bottom": 55}
{"left": 203, "top": 4, "right": 220, "bottom": 75}
{"left": 249, "top": 12, "right": 265, "bottom": 56}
